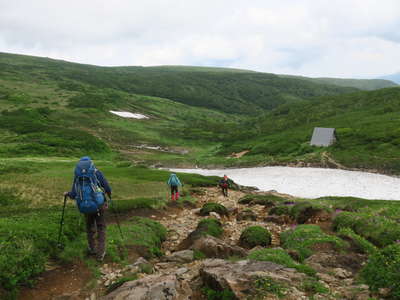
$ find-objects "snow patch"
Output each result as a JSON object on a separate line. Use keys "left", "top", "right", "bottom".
{"left": 110, "top": 111, "right": 149, "bottom": 119}
{"left": 169, "top": 166, "right": 400, "bottom": 200}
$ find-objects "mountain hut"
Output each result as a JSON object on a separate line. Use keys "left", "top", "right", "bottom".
{"left": 310, "top": 127, "right": 337, "bottom": 147}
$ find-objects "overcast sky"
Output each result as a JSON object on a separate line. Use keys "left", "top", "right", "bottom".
{"left": 1, "top": 0, "right": 400, "bottom": 78}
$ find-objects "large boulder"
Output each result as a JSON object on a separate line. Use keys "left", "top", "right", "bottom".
{"left": 191, "top": 235, "right": 247, "bottom": 259}
{"left": 177, "top": 218, "right": 223, "bottom": 250}
{"left": 200, "top": 259, "right": 307, "bottom": 299}
{"left": 101, "top": 274, "right": 192, "bottom": 300}
{"left": 164, "top": 250, "right": 194, "bottom": 263}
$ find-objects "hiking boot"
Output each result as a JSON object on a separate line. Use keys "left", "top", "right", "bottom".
{"left": 96, "top": 251, "right": 106, "bottom": 262}
{"left": 87, "top": 247, "right": 97, "bottom": 256}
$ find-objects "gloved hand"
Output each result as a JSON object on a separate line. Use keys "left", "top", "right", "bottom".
{"left": 106, "top": 192, "right": 112, "bottom": 199}
{"left": 63, "top": 192, "right": 70, "bottom": 198}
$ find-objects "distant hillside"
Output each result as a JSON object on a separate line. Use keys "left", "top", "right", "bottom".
{"left": 145, "top": 65, "right": 257, "bottom": 73}
{"left": 279, "top": 74, "right": 397, "bottom": 90}
{"left": 379, "top": 72, "right": 400, "bottom": 84}
{"left": 219, "top": 87, "right": 400, "bottom": 173}
{"left": 0, "top": 52, "right": 356, "bottom": 114}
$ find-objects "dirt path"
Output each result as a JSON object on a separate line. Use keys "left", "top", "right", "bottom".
{"left": 17, "top": 187, "right": 372, "bottom": 300}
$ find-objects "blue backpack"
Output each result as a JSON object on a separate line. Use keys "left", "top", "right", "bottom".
{"left": 168, "top": 174, "right": 179, "bottom": 186}
{"left": 73, "top": 158, "right": 105, "bottom": 214}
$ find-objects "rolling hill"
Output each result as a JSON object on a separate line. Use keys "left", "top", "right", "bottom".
{"left": 279, "top": 74, "right": 398, "bottom": 90}
{"left": 1, "top": 51, "right": 400, "bottom": 173}
{"left": 218, "top": 87, "right": 400, "bottom": 173}
{"left": 379, "top": 72, "right": 400, "bottom": 84}
{"left": 0, "top": 52, "right": 356, "bottom": 115}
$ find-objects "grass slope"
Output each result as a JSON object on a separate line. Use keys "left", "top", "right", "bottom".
{"left": 0, "top": 52, "right": 356, "bottom": 114}
{"left": 219, "top": 87, "right": 400, "bottom": 173}
{"left": 280, "top": 74, "right": 398, "bottom": 90}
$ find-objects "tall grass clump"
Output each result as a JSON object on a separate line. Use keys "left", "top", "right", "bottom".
{"left": 280, "top": 225, "right": 345, "bottom": 261}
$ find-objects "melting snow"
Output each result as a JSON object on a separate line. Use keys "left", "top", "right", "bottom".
{"left": 110, "top": 111, "right": 149, "bottom": 119}
{"left": 169, "top": 166, "right": 400, "bottom": 200}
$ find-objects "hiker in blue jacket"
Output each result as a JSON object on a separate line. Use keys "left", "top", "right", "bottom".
{"left": 64, "top": 156, "right": 112, "bottom": 262}
{"left": 167, "top": 173, "right": 182, "bottom": 201}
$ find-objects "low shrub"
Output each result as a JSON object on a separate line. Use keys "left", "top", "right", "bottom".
{"left": 197, "top": 218, "right": 223, "bottom": 238}
{"left": 337, "top": 227, "right": 377, "bottom": 255}
{"left": 269, "top": 205, "right": 291, "bottom": 216}
{"left": 202, "top": 286, "right": 235, "bottom": 300}
{"left": 119, "top": 217, "right": 167, "bottom": 258}
{"left": 280, "top": 225, "right": 345, "bottom": 261}
{"left": 248, "top": 248, "right": 316, "bottom": 276}
{"left": 239, "top": 226, "right": 271, "bottom": 248}
{"left": 252, "top": 276, "right": 287, "bottom": 298}
{"left": 333, "top": 212, "right": 400, "bottom": 247}
{"left": 361, "top": 244, "right": 400, "bottom": 299}
{"left": 238, "top": 194, "right": 285, "bottom": 206}
{"left": 200, "top": 202, "right": 229, "bottom": 217}
{"left": 301, "top": 278, "right": 329, "bottom": 294}
{"left": 0, "top": 208, "right": 83, "bottom": 295}
{"left": 289, "top": 202, "right": 329, "bottom": 224}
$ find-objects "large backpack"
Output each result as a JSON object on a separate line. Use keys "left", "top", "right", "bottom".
{"left": 169, "top": 174, "right": 179, "bottom": 186}
{"left": 73, "top": 158, "right": 105, "bottom": 214}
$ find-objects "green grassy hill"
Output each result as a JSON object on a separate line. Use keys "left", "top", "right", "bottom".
{"left": 1, "top": 51, "right": 400, "bottom": 172}
{"left": 279, "top": 74, "right": 398, "bottom": 90}
{"left": 0, "top": 52, "right": 356, "bottom": 114}
{"left": 218, "top": 87, "right": 400, "bottom": 173}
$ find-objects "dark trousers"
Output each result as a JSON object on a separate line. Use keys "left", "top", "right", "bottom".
{"left": 221, "top": 187, "right": 228, "bottom": 197}
{"left": 171, "top": 185, "right": 178, "bottom": 195}
{"left": 170, "top": 185, "right": 179, "bottom": 200}
{"left": 85, "top": 208, "right": 106, "bottom": 254}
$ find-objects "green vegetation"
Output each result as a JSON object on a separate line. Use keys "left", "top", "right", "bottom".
{"left": 1, "top": 52, "right": 400, "bottom": 171}
{"left": 125, "top": 216, "right": 167, "bottom": 257}
{"left": 337, "top": 227, "right": 378, "bottom": 255}
{"left": 239, "top": 226, "right": 272, "bottom": 248}
{"left": 248, "top": 248, "right": 316, "bottom": 276}
{"left": 0, "top": 158, "right": 217, "bottom": 298}
{"left": 220, "top": 87, "right": 400, "bottom": 173}
{"left": 197, "top": 218, "right": 223, "bottom": 238}
{"left": 333, "top": 212, "right": 400, "bottom": 247}
{"left": 238, "top": 194, "right": 286, "bottom": 206}
{"left": 279, "top": 74, "right": 397, "bottom": 91}
{"left": 202, "top": 286, "right": 235, "bottom": 300}
{"left": 200, "top": 202, "right": 229, "bottom": 217}
{"left": 301, "top": 278, "right": 329, "bottom": 295}
{"left": 252, "top": 276, "right": 287, "bottom": 299}
{"left": 269, "top": 205, "right": 291, "bottom": 216}
{"left": 0, "top": 208, "right": 83, "bottom": 295}
{"left": 280, "top": 225, "right": 345, "bottom": 261}
{"left": 289, "top": 202, "right": 330, "bottom": 224}
{"left": 361, "top": 244, "right": 400, "bottom": 299}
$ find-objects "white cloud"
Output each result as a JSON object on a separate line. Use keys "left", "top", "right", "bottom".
{"left": 1, "top": 0, "right": 400, "bottom": 77}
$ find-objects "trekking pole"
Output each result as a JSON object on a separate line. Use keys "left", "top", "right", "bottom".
{"left": 57, "top": 195, "right": 68, "bottom": 248}
{"left": 109, "top": 195, "right": 124, "bottom": 240}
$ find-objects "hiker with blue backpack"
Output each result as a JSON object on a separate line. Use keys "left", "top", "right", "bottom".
{"left": 64, "top": 156, "right": 111, "bottom": 262}
{"left": 167, "top": 173, "right": 182, "bottom": 201}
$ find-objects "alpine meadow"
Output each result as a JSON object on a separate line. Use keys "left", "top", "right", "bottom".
{"left": 2, "top": 51, "right": 400, "bottom": 299}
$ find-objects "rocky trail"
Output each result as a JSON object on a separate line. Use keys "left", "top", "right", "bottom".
{"left": 19, "top": 187, "right": 380, "bottom": 300}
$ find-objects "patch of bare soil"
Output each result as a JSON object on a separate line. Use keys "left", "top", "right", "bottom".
{"left": 18, "top": 262, "right": 93, "bottom": 300}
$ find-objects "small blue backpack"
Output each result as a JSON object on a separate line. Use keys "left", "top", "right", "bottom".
{"left": 73, "top": 157, "right": 105, "bottom": 214}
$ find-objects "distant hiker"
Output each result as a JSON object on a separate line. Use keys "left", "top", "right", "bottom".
{"left": 219, "top": 175, "right": 230, "bottom": 197}
{"left": 167, "top": 173, "right": 182, "bottom": 201}
{"left": 64, "top": 156, "right": 111, "bottom": 262}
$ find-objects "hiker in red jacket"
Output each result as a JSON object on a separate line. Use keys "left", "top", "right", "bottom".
{"left": 219, "top": 175, "right": 230, "bottom": 197}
